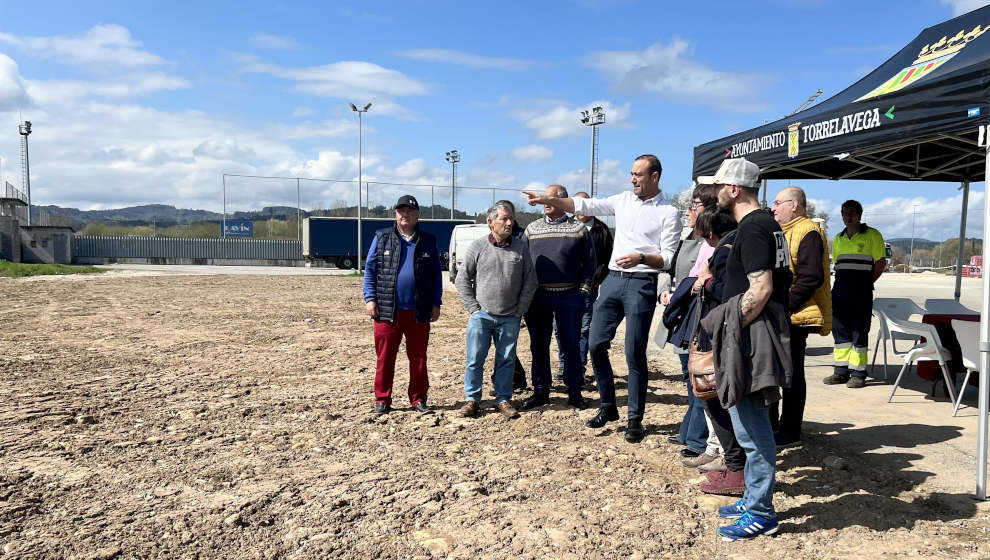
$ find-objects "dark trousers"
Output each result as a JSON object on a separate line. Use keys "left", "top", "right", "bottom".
{"left": 678, "top": 353, "right": 710, "bottom": 453}
{"left": 701, "top": 395, "right": 746, "bottom": 471}
{"left": 832, "top": 289, "right": 872, "bottom": 378}
{"left": 589, "top": 272, "right": 657, "bottom": 423}
{"left": 770, "top": 326, "right": 812, "bottom": 437}
{"left": 373, "top": 310, "right": 430, "bottom": 405}
{"left": 557, "top": 286, "right": 598, "bottom": 374}
{"left": 527, "top": 289, "right": 585, "bottom": 395}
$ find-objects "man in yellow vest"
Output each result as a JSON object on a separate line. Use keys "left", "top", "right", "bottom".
{"left": 825, "top": 200, "right": 886, "bottom": 388}
{"left": 771, "top": 187, "right": 831, "bottom": 447}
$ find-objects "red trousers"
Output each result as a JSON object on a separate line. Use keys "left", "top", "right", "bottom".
{"left": 373, "top": 309, "right": 430, "bottom": 405}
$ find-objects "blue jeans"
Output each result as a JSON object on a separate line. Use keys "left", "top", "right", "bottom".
{"left": 464, "top": 310, "right": 521, "bottom": 404}
{"left": 728, "top": 396, "right": 778, "bottom": 519}
{"left": 528, "top": 289, "right": 585, "bottom": 394}
{"left": 589, "top": 272, "right": 658, "bottom": 422}
{"left": 558, "top": 286, "right": 597, "bottom": 373}
{"left": 678, "top": 353, "right": 709, "bottom": 454}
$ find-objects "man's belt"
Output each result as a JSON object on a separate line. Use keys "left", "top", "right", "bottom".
{"left": 540, "top": 283, "right": 579, "bottom": 292}
{"left": 609, "top": 270, "right": 658, "bottom": 280}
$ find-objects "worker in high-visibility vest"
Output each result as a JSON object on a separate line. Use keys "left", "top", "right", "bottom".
{"left": 824, "top": 200, "right": 886, "bottom": 388}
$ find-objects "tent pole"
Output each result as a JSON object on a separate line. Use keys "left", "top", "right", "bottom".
{"left": 956, "top": 180, "right": 969, "bottom": 301}
{"left": 761, "top": 179, "right": 768, "bottom": 207}
{"left": 978, "top": 143, "right": 989, "bottom": 501}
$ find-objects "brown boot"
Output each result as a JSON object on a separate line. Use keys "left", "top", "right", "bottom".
{"left": 496, "top": 401, "right": 519, "bottom": 419}
{"left": 459, "top": 401, "right": 480, "bottom": 418}
{"left": 699, "top": 468, "right": 746, "bottom": 496}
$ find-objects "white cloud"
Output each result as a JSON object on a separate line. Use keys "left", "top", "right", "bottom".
{"left": 940, "top": 0, "right": 990, "bottom": 16}
{"left": 0, "top": 25, "right": 165, "bottom": 67}
{"left": 27, "top": 73, "right": 190, "bottom": 103}
{"left": 192, "top": 139, "right": 257, "bottom": 160}
{"left": 397, "top": 49, "right": 533, "bottom": 70}
{"left": 249, "top": 33, "right": 299, "bottom": 50}
{"left": 556, "top": 159, "right": 629, "bottom": 197}
{"left": 512, "top": 144, "right": 554, "bottom": 161}
{"left": 292, "top": 105, "right": 317, "bottom": 117}
{"left": 274, "top": 119, "right": 360, "bottom": 140}
{"left": 514, "top": 100, "right": 632, "bottom": 140}
{"left": 585, "top": 40, "right": 769, "bottom": 112}
{"left": 237, "top": 54, "right": 429, "bottom": 98}
{"left": 0, "top": 54, "right": 31, "bottom": 111}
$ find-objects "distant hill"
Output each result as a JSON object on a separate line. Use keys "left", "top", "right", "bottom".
{"left": 886, "top": 238, "right": 939, "bottom": 252}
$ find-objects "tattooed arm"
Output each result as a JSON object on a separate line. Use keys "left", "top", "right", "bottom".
{"left": 740, "top": 269, "right": 773, "bottom": 327}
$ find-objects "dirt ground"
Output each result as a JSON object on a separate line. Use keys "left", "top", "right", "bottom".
{"left": 1, "top": 272, "right": 988, "bottom": 559}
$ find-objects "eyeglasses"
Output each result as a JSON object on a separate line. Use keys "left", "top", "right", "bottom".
{"left": 688, "top": 201, "right": 704, "bottom": 209}
{"left": 772, "top": 199, "right": 794, "bottom": 207}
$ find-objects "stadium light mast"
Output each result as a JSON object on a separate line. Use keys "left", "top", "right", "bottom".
{"left": 18, "top": 120, "right": 31, "bottom": 226}
{"left": 350, "top": 102, "right": 371, "bottom": 272}
{"left": 579, "top": 107, "right": 605, "bottom": 197}
{"left": 445, "top": 150, "right": 460, "bottom": 219}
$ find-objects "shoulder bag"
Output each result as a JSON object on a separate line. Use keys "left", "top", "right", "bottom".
{"left": 687, "top": 288, "right": 718, "bottom": 400}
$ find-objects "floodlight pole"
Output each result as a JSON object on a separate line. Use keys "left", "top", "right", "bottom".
{"left": 580, "top": 107, "right": 605, "bottom": 197}
{"left": 445, "top": 150, "right": 460, "bottom": 219}
{"left": 351, "top": 102, "right": 372, "bottom": 272}
{"left": 18, "top": 121, "right": 31, "bottom": 226}
{"left": 910, "top": 205, "right": 919, "bottom": 271}
{"left": 297, "top": 178, "right": 301, "bottom": 242}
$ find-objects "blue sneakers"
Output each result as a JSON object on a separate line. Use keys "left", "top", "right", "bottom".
{"left": 717, "top": 499, "right": 746, "bottom": 519}
{"left": 717, "top": 512, "right": 779, "bottom": 541}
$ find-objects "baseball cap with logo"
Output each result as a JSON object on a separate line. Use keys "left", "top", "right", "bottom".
{"left": 696, "top": 157, "right": 760, "bottom": 189}
{"left": 395, "top": 195, "right": 420, "bottom": 210}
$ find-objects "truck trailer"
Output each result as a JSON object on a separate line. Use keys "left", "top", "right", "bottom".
{"left": 303, "top": 216, "right": 474, "bottom": 269}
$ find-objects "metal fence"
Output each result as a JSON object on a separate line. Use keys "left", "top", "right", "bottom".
{"left": 73, "top": 236, "right": 303, "bottom": 260}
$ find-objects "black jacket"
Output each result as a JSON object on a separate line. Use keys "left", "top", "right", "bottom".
{"left": 587, "top": 218, "right": 614, "bottom": 287}
{"left": 372, "top": 227, "right": 440, "bottom": 323}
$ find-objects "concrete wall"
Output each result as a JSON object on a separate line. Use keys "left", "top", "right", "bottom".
{"left": 20, "top": 226, "right": 73, "bottom": 264}
{"left": 0, "top": 216, "right": 21, "bottom": 262}
{"left": 72, "top": 256, "right": 333, "bottom": 267}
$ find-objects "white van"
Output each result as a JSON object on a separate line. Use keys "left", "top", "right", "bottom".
{"left": 448, "top": 224, "right": 490, "bottom": 283}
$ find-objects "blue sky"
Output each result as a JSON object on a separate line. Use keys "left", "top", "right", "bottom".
{"left": 0, "top": 0, "right": 987, "bottom": 240}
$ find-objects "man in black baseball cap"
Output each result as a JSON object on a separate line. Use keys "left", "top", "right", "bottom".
{"left": 363, "top": 193, "right": 443, "bottom": 416}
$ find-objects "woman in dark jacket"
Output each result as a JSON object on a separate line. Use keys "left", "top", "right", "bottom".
{"left": 691, "top": 206, "right": 751, "bottom": 496}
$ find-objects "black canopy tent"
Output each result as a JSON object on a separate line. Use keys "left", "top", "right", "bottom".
{"left": 692, "top": 6, "right": 990, "bottom": 499}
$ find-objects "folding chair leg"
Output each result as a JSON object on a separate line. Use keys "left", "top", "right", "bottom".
{"left": 937, "top": 361, "right": 957, "bottom": 406}
{"left": 871, "top": 337, "right": 880, "bottom": 374}
{"left": 888, "top": 361, "right": 911, "bottom": 403}
{"left": 882, "top": 343, "right": 889, "bottom": 381}
{"left": 953, "top": 370, "right": 972, "bottom": 417}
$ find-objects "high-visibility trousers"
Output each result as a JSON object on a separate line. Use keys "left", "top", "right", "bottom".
{"left": 832, "top": 289, "right": 872, "bottom": 375}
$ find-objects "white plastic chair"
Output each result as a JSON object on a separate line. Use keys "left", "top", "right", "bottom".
{"left": 886, "top": 315, "right": 957, "bottom": 409}
{"left": 871, "top": 298, "right": 927, "bottom": 379}
{"left": 950, "top": 319, "right": 981, "bottom": 417}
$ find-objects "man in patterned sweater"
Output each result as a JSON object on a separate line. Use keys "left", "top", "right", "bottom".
{"left": 521, "top": 184, "right": 597, "bottom": 410}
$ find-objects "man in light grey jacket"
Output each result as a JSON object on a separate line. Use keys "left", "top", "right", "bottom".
{"left": 455, "top": 201, "right": 538, "bottom": 419}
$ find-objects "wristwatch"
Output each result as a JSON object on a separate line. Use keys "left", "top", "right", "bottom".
{"left": 639, "top": 253, "right": 646, "bottom": 264}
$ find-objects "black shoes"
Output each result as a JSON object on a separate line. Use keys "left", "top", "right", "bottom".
{"left": 374, "top": 402, "right": 391, "bottom": 416}
{"left": 567, "top": 393, "right": 589, "bottom": 410}
{"left": 667, "top": 435, "right": 683, "bottom": 445}
{"left": 413, "top": 401, "right": 433, "bottom": 415}
{"left": 587, "top": 406, "right": 619, "bottom": 428}
{"left": 521, "top": 391, "right": 551, "bottom": 410}
{"left": 680, "top": 448, "right": 702, "bottom": 458}
{"left": 625, "top": 421, "right": 645, "bottom": 443}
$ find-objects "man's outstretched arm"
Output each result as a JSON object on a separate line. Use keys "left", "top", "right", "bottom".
{"left": 521, "top": 191, "right": 575, "bottom": 214}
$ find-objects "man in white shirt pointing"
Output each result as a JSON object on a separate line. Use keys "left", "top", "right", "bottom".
{"left": 523, "top": 154, "right": 682, "bottom": 442}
